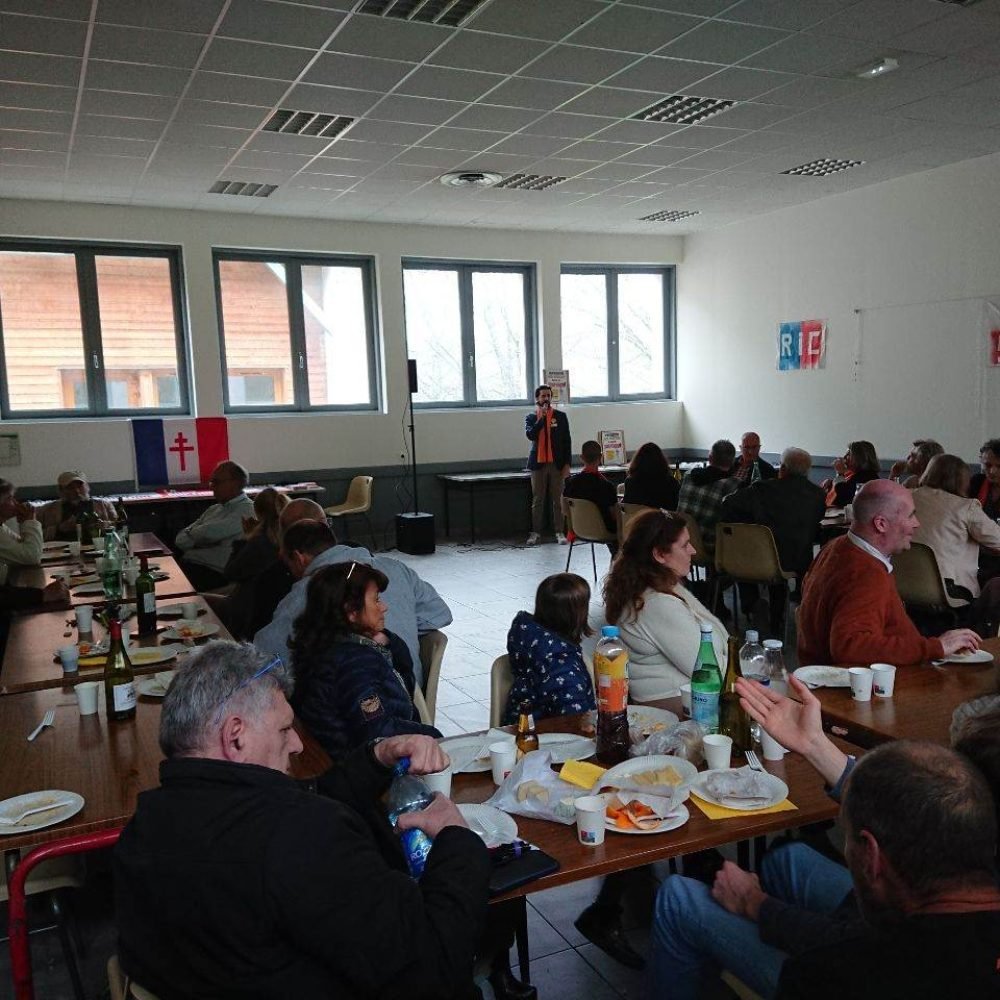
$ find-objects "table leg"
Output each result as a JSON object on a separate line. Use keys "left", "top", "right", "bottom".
{"left": 469, "top": 487, "right": 477, "bottom": 544}
{"left": 443, "top": 481, "right": 451, "bottom": 538}
{"left": 514, "top": 896, "right": 530, "bottom": 982}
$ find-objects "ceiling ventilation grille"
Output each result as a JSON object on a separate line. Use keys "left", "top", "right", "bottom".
{"left": 782, "top": 157, "right": 865, "bottom": 177}
{"left": 357, "top": 0, "right": 493, "bottom": 26}
{"left": 632, "top": 94, "right": 735, "bottom": 126}
{"left": 495, "top": 173, "right": 566, "bottom": 191}
{"left": 639, "top": 209, "right": 700, "bottom": 223}
{"left": 209, "top": 180, "right": 278, "bottom": 197}
{"left": 263, "top": 108, "right": 355, "bottom": 139}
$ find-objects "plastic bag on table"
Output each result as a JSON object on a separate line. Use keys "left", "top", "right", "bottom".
{"left": 484, "top": 750, "right": 586, "bottom": 826}
{"left": 629, "top": 719, "right": 705, "bottom": 766}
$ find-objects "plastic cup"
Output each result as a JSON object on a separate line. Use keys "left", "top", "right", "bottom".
{"left": 75, "top": 681, "right": 99, "bottom": 716}
{"left": 574, "top": 795, "right": 607, "bottom": 847}
{"left": 760, "top": 728, "right": 787, "bottom": 761}
{"left": 75, "top": 606, "right": 93, "bottom": 633}
{"left": 422, "top": 767, "right": 453, "bottom": 798}
{"left": 124, "top": 563, "right": 139, "bottom": 586}
{"left": 58, "top": 645, "right": 79, "bottom": 674}
{"left": 849, "top": 667, "right": 874, "bottom": 702}
{"left": 91, "top": 536, "right": 105, "bottom": 553}
{"left": 703, "top": 733, "right": 733, "bottom": 770}
{"left": 680, "top": 683, "right": 692, "bottom": 717}
{"left": 871, "top": 663, "right": 896, "bottom": 698}
{"left": 489, "top": 741, "right": 516, "bottom": 786}
{"left": 68, "top": 540, "right": 82, "bottom": 559}
{"left": 181, "top": 601, "right": 200, "bottom": 619}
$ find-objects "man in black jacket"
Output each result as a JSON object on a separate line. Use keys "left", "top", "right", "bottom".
{"left": 525, "top": 384, "right": 572, "bottom": 546}
{"left": 114, "top": 641, "right": 490, "bottom": 1000}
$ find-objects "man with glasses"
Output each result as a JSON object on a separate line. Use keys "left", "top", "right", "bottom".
{"left": 175, "top": 460, "right": 254, "bottom": 590}
{"left": 114, "top": 641, "right": 490, "bottom": 999}
{"left": 38, "top": 470, "right": 115, "bottom": 541}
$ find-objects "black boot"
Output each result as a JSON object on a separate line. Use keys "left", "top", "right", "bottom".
{"left": 574, "top": 903, "right": 645, "bottom": 970}
{"left": 487, "top": 963, "right": 538, "bottom": 1000}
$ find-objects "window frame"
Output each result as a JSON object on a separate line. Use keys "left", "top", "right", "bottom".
{"left": 560, "top": 264, "right": 676, "bottom": 402}
{"left": 0, "top": 238, "right": 191, "bottom": 419}
{"left": 402, "top": 258, "right": 538, "bottom": 409}
{"left": 213, "top": 248, "right": 380, "bottom": 415}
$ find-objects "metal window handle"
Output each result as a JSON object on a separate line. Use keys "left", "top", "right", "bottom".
{"left": 298, "top": 353, "right": 304, "bottom": 371}
{"left": 468, "top": 353, "right": 475, "bottom": 368}
{"left": 92, "top": 352, "right": 100, "bottom": 370}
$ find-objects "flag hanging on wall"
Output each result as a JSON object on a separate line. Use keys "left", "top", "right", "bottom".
{"left": 131, "top": 418, "right": 230, "bottom": 487}
{"left": 777, "top": 320, "right": 826, "bottom": 371}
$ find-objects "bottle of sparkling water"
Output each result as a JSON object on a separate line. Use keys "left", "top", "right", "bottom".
{"left": 691, "top": 623, "right": 722, "bottom": 734}
{"left": 386, "top": 757, "right": 434, "bottom": 879}
{"left": 101, "top": 527, "right": 124, "bottom": 601}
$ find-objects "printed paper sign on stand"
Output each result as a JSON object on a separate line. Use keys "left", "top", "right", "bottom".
{"left": 778, "top": 320, "right": 826, "bottom": 371}
{"left": 599, "top": 430, "right": 626, "bottom": 466}
{"left": 132, "top": 418, "right": 230, "bottom": 487}
{"left": 543, "top": 369, "right": 570, "bottom": 404}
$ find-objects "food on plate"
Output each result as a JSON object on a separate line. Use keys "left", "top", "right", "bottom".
{"left": 176, "top": 625, "right": 203, "bottom": 639}
{"left": 630, "top": 765, "right": 683, "bottom": 787}
{"left": 605, "top": 795, "right": 663, "bottom": 831}
{"left": 515, "top": 780, "right": 550, "bottom": 804}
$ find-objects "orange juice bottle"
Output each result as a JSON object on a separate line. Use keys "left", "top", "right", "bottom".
{"left": 594, "top": 625, "right": 630, "bottom": 765}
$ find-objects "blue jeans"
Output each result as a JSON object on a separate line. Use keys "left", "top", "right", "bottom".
{"left": 647, "top": 843, "right": 854, "bottom": 1000}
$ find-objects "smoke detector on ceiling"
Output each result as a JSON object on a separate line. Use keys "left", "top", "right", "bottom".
{"left": 439, "top": 171, "right": 503, "bottom": 188}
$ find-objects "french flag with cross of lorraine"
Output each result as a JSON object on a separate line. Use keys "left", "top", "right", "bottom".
{"left": 130, "top": 418, "right": 230, "bottom": 488}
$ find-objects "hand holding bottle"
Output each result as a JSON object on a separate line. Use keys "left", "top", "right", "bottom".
{"left": 395, "top": 792, "right": 468, "bottom": 838}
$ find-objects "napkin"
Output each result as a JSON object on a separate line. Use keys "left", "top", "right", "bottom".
{"left": 689, "top": 796, "right": 797, "bottom": 821}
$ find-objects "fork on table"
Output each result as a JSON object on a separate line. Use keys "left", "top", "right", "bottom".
{"left": 745, "top": 749, "right": 764, "bottom": 772}
{"left": 27, "top": 709, "right": 56, "bottom": 742}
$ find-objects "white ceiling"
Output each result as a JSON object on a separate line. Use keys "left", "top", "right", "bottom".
{"left": 2, "top": 0, "right": 1000, "bottom": 234}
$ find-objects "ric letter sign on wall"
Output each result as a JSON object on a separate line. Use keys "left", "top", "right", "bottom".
{"left": 777, "top": 320, "right": 826, "bottom": 371}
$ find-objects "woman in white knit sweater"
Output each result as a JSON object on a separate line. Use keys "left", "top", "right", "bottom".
{"left": 604, "top": 509, "right": 728, "bottom": 701}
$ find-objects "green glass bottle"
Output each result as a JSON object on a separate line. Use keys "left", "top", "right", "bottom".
{"left": 719, "top": 634, "right": 751, "bottom": 751}
{"left": 690, "top": 623, "right": 722, "bottom": 735}
{"left": 104, "top": 616, "right": 136, "bottom": 722}
{"left": 135, "top": 554, "right": 157, "bottom": 637}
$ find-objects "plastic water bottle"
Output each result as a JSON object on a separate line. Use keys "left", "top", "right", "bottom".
{"left": 763, "top": 639, "right": 788, "bottom": 696}
{"left": 690, "top": 622, "right": 722, "bottom": 734}
{"left": 740, "top": 630, "right": 767, "bottom": 743}
{"left": 385, "top": 756, "right": 434, "bottom": 879}
{"left": 101, "top": 527, "right": 124, "bottom": 601}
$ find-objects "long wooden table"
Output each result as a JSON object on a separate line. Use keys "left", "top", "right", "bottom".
{"left": 37, "top": 532, "right": 168, "bottom": 564}
{"left": 812, "top": 637, "right": 999, "bottom": 748}
{"left": 0, "top": 596, "right": 229, "bottom": 695}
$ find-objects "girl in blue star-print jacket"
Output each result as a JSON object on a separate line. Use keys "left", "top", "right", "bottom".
{"left": 502, "top": 573, "right": 597, "bottom": 725}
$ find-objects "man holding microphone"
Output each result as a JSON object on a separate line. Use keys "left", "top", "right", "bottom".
{"left": 524, "top": 384, "right": 572, "bottom": 547}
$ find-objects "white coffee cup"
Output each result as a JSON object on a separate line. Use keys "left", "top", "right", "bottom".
{"left": 181, "top": 601, "right": 200, "bottom": 619}
{"left": 422, "top": 767, "right": 452, "bottom": 798}
{"left": 58, "top": 645, "right": 79, "bottom": 673}
{"left": 75, "top": 606, "right": 94, "bottom": 633}
{"left": 760, "top": 728, "right": 787, "bottom": 761}
{"left": 489, "top": 740, "right": 516, "bottom": 786}
{"left": 680, "top": 683, "right": 692, "bottom": 717}
{"left": 574, "top": 794, "right": 607, "bottom": 847}
{"left": 68, "top": 540, "right": 82, "bottom": 559}
{"left": 870, "top": 663, "right": 896, "bottom": 698}
{"left": 849, "top": 666, "right": 874, "bottom": 702}
{"left": 75, "top": 681, "right": 100, "bottom": 716}
{"left": 703, "top": 733, "right": 733, "bottom": 770}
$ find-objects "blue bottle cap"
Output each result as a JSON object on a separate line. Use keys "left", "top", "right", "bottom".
{"left": 392, "top": 755, "right": 411, "bottom": 776}
{"left": 601, "top": 625, "right": 620, "bottom": 637}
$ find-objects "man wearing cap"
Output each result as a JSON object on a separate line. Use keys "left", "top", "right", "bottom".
{"left": 39, "top": 472, "right": 115, "bottom": 542}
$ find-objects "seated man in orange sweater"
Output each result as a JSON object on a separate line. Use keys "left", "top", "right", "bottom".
{"left": 798, "top": 479, "right": 980, "bottom": 665}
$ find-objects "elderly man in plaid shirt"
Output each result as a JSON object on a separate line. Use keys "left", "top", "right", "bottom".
{"left": 678, "top": 440, "right": 739, "bottom": 552}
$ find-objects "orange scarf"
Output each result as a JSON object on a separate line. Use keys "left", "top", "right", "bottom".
{"left": 826, "top": 470, "right": 853, "bottom": 508}
{"left": 537, "top": 409, "right": 554, "bottom": 464}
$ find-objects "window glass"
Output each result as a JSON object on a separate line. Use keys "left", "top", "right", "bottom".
{"left": 472, "top": 271, "right": 527, "bottom": 403}
{"left": 560, "top": 272, "right": 608, "bottom": 399}
{"left": 618, "top": 272, "right": 665, "bottom": 396}
{"left": 403, "top": 268, "right": 464, "bottom": 404}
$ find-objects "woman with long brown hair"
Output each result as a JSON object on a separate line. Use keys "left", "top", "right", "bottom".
{"left": 603, "top": 509, "right": 728, "bottom": 701}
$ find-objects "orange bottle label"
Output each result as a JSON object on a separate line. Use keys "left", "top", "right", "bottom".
{"left": 595, "top": 649, "right": 628, "bottom": 713}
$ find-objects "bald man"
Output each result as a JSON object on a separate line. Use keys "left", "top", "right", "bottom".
{"left": 798, "top": 480, "right": 980, "bottom": 666}
{"left": 733, "top": 432, "right": 777, "bottom": 486}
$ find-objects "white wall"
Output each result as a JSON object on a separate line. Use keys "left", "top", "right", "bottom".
{"left": 678, "top": 152, "right": 1000, "bottom": 464}
{"left": 0, "top": 199, "right": 684, "bottom": 486}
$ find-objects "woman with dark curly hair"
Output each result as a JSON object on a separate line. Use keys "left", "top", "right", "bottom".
{"left": 822, "top": 440, "right": 880, "bottom": 508}
{"left": 604, "top": 509, "right": 728, "bottom": 702}
{"left": 622, "top": 441, "right": 679, "bottom": 511}
{"left": 290, "top": 561, "right": 440, "bottom": 757}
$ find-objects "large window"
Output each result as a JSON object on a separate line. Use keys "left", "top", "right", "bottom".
{"left": 561, "top": 266, "right": 674, "bottom": 401}
{"left": 402, "top": 260, "right": 536, "bottom": 407}
{"left": 0, "top": 242, "right": 189, "bottom": 418}
{"left": 214, "top": 251, "right": 379, "bottom": 413}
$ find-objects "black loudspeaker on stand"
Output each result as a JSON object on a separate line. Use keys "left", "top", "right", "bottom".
{"left": 396, "top": 359, "right": 436, "bottom": 555}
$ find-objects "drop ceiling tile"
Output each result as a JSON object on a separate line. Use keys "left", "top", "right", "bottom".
{"left": 525, "top": 157, "right": 598, "bottom": 176}
{"left": 0, "top": 12, "right": 89, "bottom": 56}
{"left": 0, "top": 52, "right": 81, "bottom": 88}
{"left": 520, "top": 112, "right": 617, "bottom": 138}
{"left": 1, "top": 0, "right": 91, "bottom": 18}
{"left": 217, "top": 0, "right": 345, "bottom": 48}
{"left": 245, "top": 131, "right": 335, "bottom": 155}
{"left": 0, "top": 128, "right": 70, "bottom": 151}
{"left": 201, "top": 39, "right": 315, "bottom": 80}
{"left": 455, "top": 151, "right": 537, "bottom": 171}
{"left": 581, "top": 160, "right": 660, "bottom": 180}
{"left": 152, "top": 141, "right": 237, "bottom": 166}
{"left": 558, "top": 138, "right": 639, "bottom": 160}
{"left": 447, "top": 103, "right": 542, "bottom": 132}
{"left": 660, "top": 124, "right": 748, "bottom": 148}
{"left": 662, "top": 19, "right": 789, "bottom": 63}
{"left": 173, "top": 99, "right": 270, "bottom": 128}
{"left": 741, "top": 32, "right": 885, "bottom": 77}
{"left": 72, "top": 134, "right": 157, "bottom": 158}
{"left": 89, "top": 25, "right": 208, "bottom": 68}
{"left": 519, "top": 45, "right": 636, "bottom": 85}
{"left": 706, "top": 101, "right": 795, "bottom": 128}
{"left": 561, "top": 86, "right": 661, "bottom": 117}
{"left": 589, "top": 118, "right": 685, "bottom": 143}
{"left": 490, "top": 133, "right": 573, "bottom": 157}
{"left": 890, "top": 7, "right": 1000, "bottom": 57}
{"left": 713, "top": 128, "right": 799, "bottom": 153}
{"left": 324, "top": 13, "right": 450, "bottom": 62}
{"left": 300, "top": 158, "right": 368, "bottom": 178}
{"left": 159, "top": 121, "right": 249, "bottom": 147}
{"left": 722, "top": 0, "right": 860, "bottom": 31}
{"left": 556, "top": 175, "right": 629, "bottom": 194}
{"left": 397, "top": 66, "right": 504, "bottom": 102}
{"left": 431, "top": 31, "right": 549, "bottom": 75}
{"left": 603, "top": 55, "right": 712, "bottom": 93}
{"left": 0, "top": 107, "right": 72, "bottom": 132}
{"left": 393, "top": 145, "right": 467, "bottom": 167}
{"left": 670, "top": 147, "right": 755, "bottom": 169}
{"left": 469, "top": 0, "right": 610, "bottom": 42}
{"left": 616, "top": 143, "right": 695, "bottom": 166}
{"left": 345, "top": 119, "right": 431, "bottom": 145}
{"left": 485, "top": 76, "right": 587, "bottom": 111}
{"left": 231, "top": 148, "right": 314, "bottom": 172}
{"left": 367, "top": 94, "right": 466, "bottom": 125}
{"left": 368, "top": 162, "right": 441, "bottom": 181}
{"left": 304, "top": 52, "right": 415, "bottom": 91}
{"left": 416, "top": 126, "right": 506, "bottom": 150}
{"left": 0, "top": 81, "right": 78, "bottom": 112}
{"left": 569, "top": 7, "right": 703, "bottom": 55}
{"left": 814, "top": 0, "right": 948, "bottom": 44}
{"left": 67, "top": 152, "right": 147, "bottom": 174}
{"left": 79, "top": 90, "right": 178, "bottom": 119}
{"left": 327, "top": 138, "right": 405, "bottom": 162}
{"left": 85, "top": 61, "right": 192, "bottom": 97}
{"left": 693, "top": 66, "right": 794, "bottom": 101}
{"left": 897, "top": 93, "right": 1000, "bottom": 128}
{"left": 95, "top": 0, "right": 227, "bottom": 33}
{"left": 282, "top": 84, "right": 382, "bottom": 117}
{"left": 643, "top": 164, "right": 733, "bottom": 183}
{"left": 186, "top": 72, "right": 287, "bottom": 106}
{"left": 760, "top": 74, "right": 863, "bottom": 108}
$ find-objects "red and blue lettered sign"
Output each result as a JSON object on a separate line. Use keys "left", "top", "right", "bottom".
{"left": 778, "top": 320, "right": 826, "bottom": 371}
{"left": 131, "top": 418, "right": 230, "bottom": 487}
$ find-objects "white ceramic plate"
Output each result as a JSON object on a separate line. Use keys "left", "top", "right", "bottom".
{"left": 794, "top": 665, "right": 851, "bottom": 689}
{"left": 603, "top": 796, "right": 690, "bottom": 836}
{"left": 160, "top": 623, "right": 220, "bottom": 641}
{"left": 439, "top": 732, "right": 596, "bottom": 773}
{"left": 593, "top": 754, "right": 698, "bottom": 793}
{"left": 690, "top": 768, "right": 789, "bottom": 812}
{"left": 157, "top": 605, "right": 205, "bottom": 618}
{"left": 137, "top": 671, "right": 175, "bottom": 697}
{"left": 0, "top": 791, "right": 85, "bottom": 836}
{"left": 944, "top": 649, "right": 994, "bottom": 664}
{"left": 129, "top": 648, "right": 179, "bottom": 667}
{"left": 457, "top": 804, "right": 518, "bottom": 848}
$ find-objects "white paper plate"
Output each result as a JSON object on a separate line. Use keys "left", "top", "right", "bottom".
{"left": 438, "top": 734, "right": 494, "bottom": 773}
{"left": 157, "top": 604, "right": 205, "bottom": 618}
{"left": 593, "top": 754, "right": 699, "bottom": 793}
{"left": 0, "top": 791, "right": 85, "bottom": 836}
{"left": 794, "top": 665, "right": 851, "bottom": 689}
{"left": 129, "top": 647, "right": 179, "bottom": 667}
{"left": 161, "top": 623, "right": 220, "bottom": 641}
{"left": 944, "top": 649, "right": 994, "bottom": 664}
{"left": 628, "top": 705, "right": 680, "bottom": 734}
{"left": 439, "top": 732, "right": 596, "bottom": 773}
{"left": 61, "top": 573, "right": 98, "bottom": 585}
{"left": 72, "top": 583, "right": 107, "bottom": 596}
{"left": 690, "top": 768, "right": 789, "bottom": 812}
{"left": 457, "top": 804, "right": 518, "bottom": 848}
{"left": 137, "top": 672, "right": 175, "bottom": 697}
{"left": 603, "top": 796, "right": 690, "bottom": 836}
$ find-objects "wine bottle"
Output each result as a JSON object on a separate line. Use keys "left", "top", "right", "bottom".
{"left": 104, "top": 616, "right": 136, "bottom": 722}
{"left": 719, "top": 634, "right": 751, "bottom": 751}
{"left": 135, "top": 554, "right": 157, "bottom": 637}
